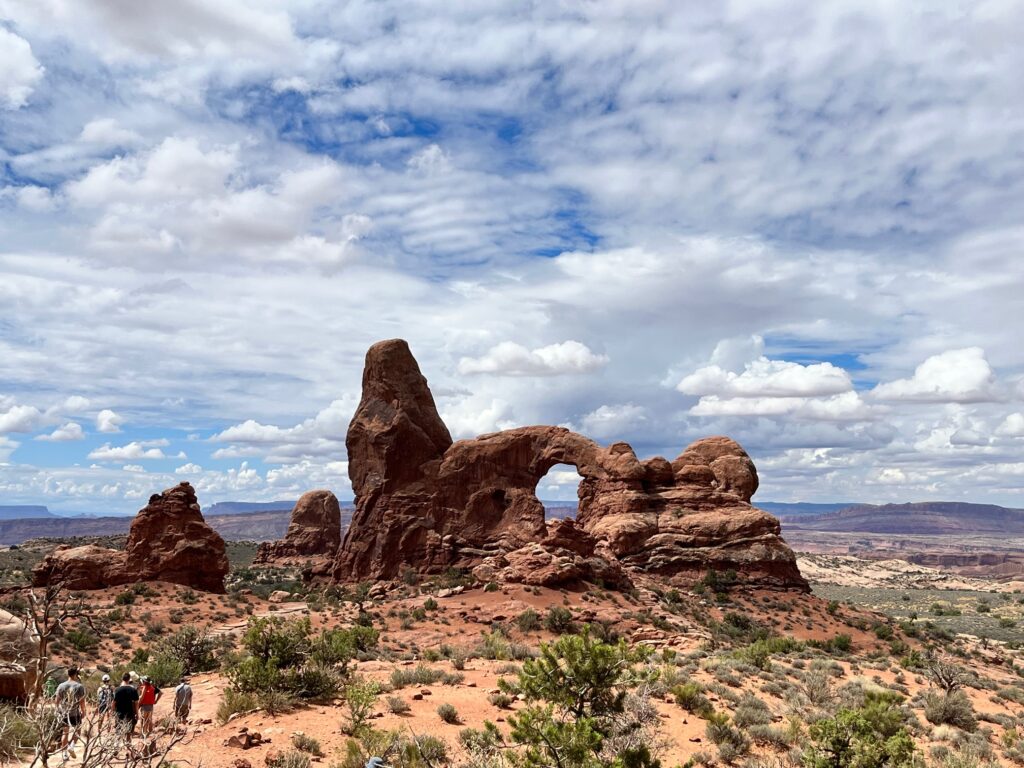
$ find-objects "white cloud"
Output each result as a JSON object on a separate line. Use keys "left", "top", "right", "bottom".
{"left": 35, "top": 422, "right": 85, "bottom": 442}
{"left": 690, "top": 391, "right": 875, "bottom": 422}
{"left": 678, "top": 357, "right": 852, "bottom": 398}
{"left": 996, "top": 413, "right": 1024, "bottom": 438}
{"left": 458, "top": 341, "right": 609, "bottom": 376}
{"left": 440, "top": 398, "right": 516, "bottom": 439}
{"left": 61, "top": 396, "right": 91, "bottom": 413}
{"left": 78, "top": 118, "right": 142, "bottom": 146}
{"left": 576, "top": 404, "right": 649, "bottom": 440}
{"left": 88, "top": 442, "right": 166, "bottom": 461}
{"left": 0, "top": 404, "right": 42, "bottom": 434}
{"left": 121, "top": 464, "right": 146, "bottom": 472}
{"left": 175, "top": 462, "right": 203, "bottom": 474}
{"left": 871, "top": 348, "right": 1000, "bottom": 403}
{"left": 0, "top": 28, "right": 43, "bottom": 109}
{"left": 95, "top": 409, "right": 124, "bottom": 433}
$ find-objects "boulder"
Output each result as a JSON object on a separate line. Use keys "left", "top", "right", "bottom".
{"left": 333, "top": 340, "right": 807, "bottom": 591}
{"left": 32, "top": 482, "right": 229, "bottom": 593}
{"left": 253, "top": 490, "right": 342, "bottom": 567}
{"left": 0, "top": 608, "right": 38, "bottom": 701}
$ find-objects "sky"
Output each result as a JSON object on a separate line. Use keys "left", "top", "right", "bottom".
{"left": 2, "top": 1, "right": 1024, "bottom": 514}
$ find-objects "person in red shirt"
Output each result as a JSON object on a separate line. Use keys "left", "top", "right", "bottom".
{"left": 137, "top": 676, "right": 162, "bottom": 736}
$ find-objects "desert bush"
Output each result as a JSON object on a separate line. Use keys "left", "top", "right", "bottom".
{"left": 488, "top": 691, "right": 514, "bottom": 709}
{"left": 925, "top": 691, "right": 978, "bottom": 732}
{"left": 804, "top": 691, "right": 916, "bottom": 768}
{"left": 389, "top": 664, "right": 445, "bottom": 689}
{"left": 144, "top": 651, "right": 185, "bottom": 687}
{"left": 257, "top": 689, "right": 297, "bottom": 716}
{"left": 217, "top": 689, "right": 258, "bottom": 724}
{"left": 516, "top": 608, "right": 541, "bottom": 632}
{"left": 732, "top": 694, "right": 772, "bottom": 728}
{"left": 544, "top": 606, "right": 576, "bottom": 634}
{"left": 265, "top": 749, "right": 310, "bottom": 768}
{"left": 341, "top": 676, "right": 380, "bottom": 736}
{"left": 672, "top": 682, "right": 711, "bottom": 716}
{"left": 437, "top": 702, "right": 459, "bottom": 723}
{"left": 386, "top": 695, "right": 410, "bottom": 715}
{"left": 291, "top": 733, "right": 322, "bottom": 756}
{"left": 0, "top": 706, "right": 35, "bottom": 761}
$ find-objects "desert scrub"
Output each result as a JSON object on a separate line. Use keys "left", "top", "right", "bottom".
{"left": 290, "top": 733, "right": 323, "bottom": 756}
{"left": 437, "top": 702, "right": 459, "bottom": 723}
{"left": 488, "top": 691, "right": 514, "bottom": 709}
{"left": 265, "top": 750, "right": 310, "bottom": 768}
{"left": 544, "top": 605, "right": 576, "bottom": 634}
{"left": 515, "top": 608, "right": 541, "bottom": 632}
{"left": 672, "top": 682, "right": 711, "bottom": 716}
{"left": 925, "top": 691, "right": 978, "bottom": 732}
{"left": 386, "top": 695, "right": 410, "bottom": 715}
{"left": 217, "top": 689, "right": 258, "bottom": 724}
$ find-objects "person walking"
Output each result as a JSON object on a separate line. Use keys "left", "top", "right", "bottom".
{"left": 54, "top": 667, "right": 86, "bottom": 762}
{"left": 137, "top": 675, "right": 162, "bottom": 736}
{"left": 172, "top": 676, "right": 193, "bottom": 724}
{"left": 113, "top": 672, "right": 140, "bottom": 743}
{"left": 96, "top": 673, "right": 115, "bottom": 729}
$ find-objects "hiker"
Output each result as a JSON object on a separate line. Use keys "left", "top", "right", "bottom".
{"left": 366, "top": 759, "right": 386, "bottom": 768}
{"left": 54, "top": 667, "right": 86, "bottom": 761}
{"left": 138, "top": 675, "right": 162, "bottom": 735}
{"left": 172, "top": 676, "right": 193, "bottom": 724}
{"left": 113, "top": 672, "right": 140, "bottom": 741}
{"left": 96, "top": 673, "right": 115, "bottom": 728}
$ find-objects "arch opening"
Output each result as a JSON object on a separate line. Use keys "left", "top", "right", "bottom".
{"left": 535, "top": 463, "right": 583, "bottom": 521}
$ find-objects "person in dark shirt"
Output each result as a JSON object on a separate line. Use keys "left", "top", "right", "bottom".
{"left": 113, "top": 672, "right": 140, "bottom": 741}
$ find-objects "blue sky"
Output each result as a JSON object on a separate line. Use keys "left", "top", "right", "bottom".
{"left": 2, "top": 1, "right": 1024, "bottom": 513}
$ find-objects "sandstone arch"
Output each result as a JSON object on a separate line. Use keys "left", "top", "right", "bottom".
{"left": 334, "top": 339, "right": 807, "bottom": 591}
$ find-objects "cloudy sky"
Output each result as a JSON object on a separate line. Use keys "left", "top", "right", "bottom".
{"left": 2, "top": 1, "right": 1024, "bottom": 514}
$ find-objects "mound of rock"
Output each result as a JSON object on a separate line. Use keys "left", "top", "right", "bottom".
{"left": 334, "top": 339, "right": 807, "bottom": 591}
{"left": 32, "top": 482, "right": 229, "bottom": 593}
{"left": 0, "top": 609, "right": 38, "bottom": 700}
{"left": 253, "top": 489, "right": 342, "bottom": 569}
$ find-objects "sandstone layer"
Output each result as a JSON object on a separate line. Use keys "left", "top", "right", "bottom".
{"left": 253, "top": 489, "right": 342, "bottom": 568}
{"left": 334, "top": 339, "right": 807, "bottom": 591}
{"left": 32, "top": 482, "right": 229, "bottom": 593}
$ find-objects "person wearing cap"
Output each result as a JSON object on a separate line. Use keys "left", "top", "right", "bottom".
{"left": 173, "top": 675, "right": 193, "bottom": 724}
{"left": 137, "top": 675, "right": 162, "bottom": 736}
{"left": 96, "top": 673, "right": 115, "bottom": 728}
{"left": 366, "top": 759, "right": 386, "bottom": 768}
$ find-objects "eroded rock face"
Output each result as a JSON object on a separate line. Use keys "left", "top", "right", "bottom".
{"left": 334, "top": 340, "right": 807, "bottom": 591}
{"left": 254, "top": 490, "right": 342, "bottom": 567}
{"left": 0, "top": 609, "right": 38, "bottom": 701}
{"left": 32, "top": 482, "right": 229, "bottom": 593}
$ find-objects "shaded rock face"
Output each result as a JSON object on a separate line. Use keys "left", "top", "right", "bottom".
{"left": 334, "top": 340, "right": 807, "bottom": 591}
{"left": 32, "top": 482, "right": 229, "bottom": 593}
{"left": 0, "top": 608, "right": 38, "bottom": 701}
{"left": 254, "top": 490, "right": 342, "bottom": 567}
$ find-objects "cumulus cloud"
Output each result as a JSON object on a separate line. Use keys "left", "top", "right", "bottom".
{"left": 95, "top": 409, "right": 124, "bottom": 433}
{"left": 458, "top": 341, "right": 609, "bottom": 377}
{"left": 871, "top": 348, "right": 1001, "bottom": 403}
{"left": 690, "top": 391, "right": 876, "bottom": 422}
{"left": 175, "top": 462, "right": 203, "bottom": 474}
{"left": 35, "top": 422, "right": 85, "bottom": 442}
{"left": 88, "top": 442, "right": 166, "bottom": 461}
{"left": 0, "top": 404, "right": 42, "bottom": 434}
{"left": 576, "top": 404, "right": 649, "bottom": 440}
{"left": 997, "top": 413, "right": 1024, "bottom": 438}
{"left": 0, "top": 28, "right": 44, "bottom": 109}
{"left": 678, "top": 358, "right": 852, "bottom": 398}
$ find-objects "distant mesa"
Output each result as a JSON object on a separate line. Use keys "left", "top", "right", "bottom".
{"left": 0, "top": 505, "right": 56, "bottom": 521}
{"left": 32, "top": 482, "right": 229, "bottom": 593}
{"left": 253, "top": 489, "right": 342, "bottom": 573}
{"left": 333, "top": 339, "right": 808, "bottom": 591}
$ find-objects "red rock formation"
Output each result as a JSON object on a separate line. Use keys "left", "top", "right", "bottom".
{"left": 334, "top": 340, "right": 808, "bottom": 591}
{"left": 32, "top": 482, "right": 229, "bottom": 593}
{"left": 253, "top": 490, "right": 342, "bottom": 568}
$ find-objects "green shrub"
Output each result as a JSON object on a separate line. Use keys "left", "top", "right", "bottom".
{"left": 516, "top": 608, "right": 541, "bottom": 632}
{"left": 924, "top": 691, "right": 977, "bottom": 732}
{"left": 544, "top": 606, "right": 576, "bottom": 634}
{"left": 291, "top": 733, "right": 322, "bottom": 756}
{"left": 265, "top": 749, "right": 310, "bottom": 768}
{"left": 341, "top": 676, "right": 380, "bottom": 736}
{"left": 804, "top": 692, "right": 916, "bottom": 768}
{"left": 144, "top": 651, "right": 185, "bottom": 687}
{"left": 672, "top": 682, "right": 711, "bottom": 716}
{"left": 437, "top": 702, "right": 459, "bottom": 723}
{"left": 386, "top": 696, "right": 410, "bottom": 715}
{"left": 217, "top": 689, "right": 258, "bottom": 724}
